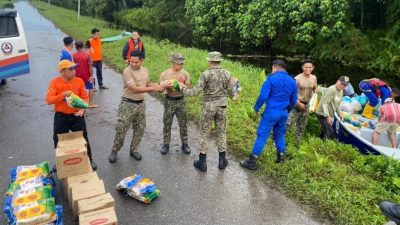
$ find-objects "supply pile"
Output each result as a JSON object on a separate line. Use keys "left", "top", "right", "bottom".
{"left": 55, "top": 131, "right": 118, "bottom": 225}
{"left": 116, "top": 174, "right": 160, "bottom": 204}
{"left": 2, "top": 161, "right": 63, "bottom": 225}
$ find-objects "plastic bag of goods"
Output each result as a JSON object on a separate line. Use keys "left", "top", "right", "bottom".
{"left": 116, "top": 174, "right": 160, "bottom": 204}
{"left": 340, "top": 96, "right": 354, "bottom": 113}
{"left": 351, "top": 100, "right": 362, "bottom": 113}
{"left": 65, "top": 93, "right": 88, "bottom": 109}
{"left": 4, "top": 198, "right": 62, "bottom": 225}
{"left": 354, "top": 94, "right": 368, "bottom": 107}
{"left": 6, "top": 176, "right": 55, "bottom": 196}
{"left": 308, "top": 93, "right": 319, "bottom": 113}
{"left": 9, "top": 161, "right": 51, "bottom": 182}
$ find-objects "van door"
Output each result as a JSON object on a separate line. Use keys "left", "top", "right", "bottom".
{"left": 0, "top": 10, "right": 30, "bottom": 80}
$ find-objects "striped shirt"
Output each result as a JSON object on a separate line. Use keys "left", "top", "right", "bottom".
{"left": 379, "top": 102, "right": 400, "bottom": 124}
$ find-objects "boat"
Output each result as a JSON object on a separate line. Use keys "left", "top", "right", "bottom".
{"left": 332, "top": 112, "right": 400, "bottom": 160}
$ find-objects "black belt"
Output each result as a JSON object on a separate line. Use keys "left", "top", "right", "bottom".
{"left": 165, "top": 95, "right": 184, "bottom": 101}
{"left": 122, "top": 97, "right": 144, "bottom": 104}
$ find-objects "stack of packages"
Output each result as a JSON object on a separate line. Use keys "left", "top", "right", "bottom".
{"left": 55, "top": 131, "right": 118, "bottom": 225}
{"left": 2, "top": 161, "right": 63, "bottom": 225}
{"left": 116, "top": 174, "right": 160, "bottom": 204}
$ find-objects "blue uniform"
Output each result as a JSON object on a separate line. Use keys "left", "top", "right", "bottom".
{"left": 60, "top": 48, "right": 73, "bottom": 61}
{"left": 359, "top": 80, "right": 390, "bottom": 107}
{"left": 252, "top": 70, "right": 297, "bottom": 157}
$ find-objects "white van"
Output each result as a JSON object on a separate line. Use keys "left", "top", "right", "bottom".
{"left": 0, "top": 9, "right": 29, "bottom": 85}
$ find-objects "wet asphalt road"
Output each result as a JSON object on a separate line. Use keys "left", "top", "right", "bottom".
{"left": 0, "top": 2, "right": 326, "bottom": 225}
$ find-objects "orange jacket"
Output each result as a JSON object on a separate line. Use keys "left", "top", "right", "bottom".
{"left": 88, "top": 37, "right": 102, "bottom": 61}
{"left": 46, "top": 76, "right": 89, "bottom": 114}
{"left": 126, "top": 38, "right": 143, "bottom": 60}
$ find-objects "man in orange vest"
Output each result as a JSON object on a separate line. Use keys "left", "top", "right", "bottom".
{"left": 85, "top": 28, "right": 108, "bottom": 89}
{"left": 122, "top": 31, "right": 145, "bottom": 64}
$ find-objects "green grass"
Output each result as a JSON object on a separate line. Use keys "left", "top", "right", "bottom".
{"left": 31, "top": 2, "right": 400, "bottom": 224}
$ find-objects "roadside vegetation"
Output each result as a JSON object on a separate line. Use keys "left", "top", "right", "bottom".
{"left": 31, "top": 2, "right": 400, "bottom": 224}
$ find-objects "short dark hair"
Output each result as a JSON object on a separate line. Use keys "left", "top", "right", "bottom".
{"left": 74, "top": 40, "right": 84, "bottom": 49}
{"left": 63, "top": 36, "right": 73, "bottom": 46}
{"left": 130, "top": 50, "right": 143, "bottom": 60}
{"left": 301, "top": 58, "right": 314, "bottom": 66}
{"left": 91, "top": 28, "right": 100, "bottom": 34}
{"left": 272, "top": 59, "right": 287, "bottom": 70}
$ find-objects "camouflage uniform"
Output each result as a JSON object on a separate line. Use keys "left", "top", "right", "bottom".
{"left": 287, "top": 73, "right": 317, "bottom": 143}
{"left": 111, "top": 65, "right": 150, "bottom": 154}
{"left": 160, "top": 53, "right": 190, "bottom": 145}
{"left": 182, "top": 52, "right": 234, "bottom": 154}
{"left": 111, "top": 100, "right": 146, "bottom": 153}
{"left": 163, "top": 98, "right": 188, "bottom": 145}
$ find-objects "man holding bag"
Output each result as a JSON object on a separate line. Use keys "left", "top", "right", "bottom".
{"left": 287, "top": 59, "right": 319, "bottom": 144}
{"left": 46, "top": 60, "right": 97, "bottom": 170}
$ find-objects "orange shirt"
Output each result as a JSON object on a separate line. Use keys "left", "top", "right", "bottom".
{"left": 46, "top": 76, "right": 89, "bottom": 114}
{"left": 88, "top": 38, "right": 102, "bottom": 61}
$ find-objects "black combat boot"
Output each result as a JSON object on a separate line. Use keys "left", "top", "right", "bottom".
{"left": 130, "top": 151, "right": 142, "bottom": 161}
{"left": 108, "top": 151, "right": 117, "bottom": 163}
{"left": 240, "top": 154, "right": 257, "bottom": 170}
{"left": 161, "top": 144, "right": 169, "bottom": 155}
{"left": 218, "top": 151, "right": 228, "bottom": 169}
{"left": 380, "top": 201, "right": 400, "bottom": 224}
{"left": 194, "top": 153, "right": 207, "bottom": 172}
{"left": 181, "top": 144, "right": 191, "bottom": 154}
{"left": 276, "top": 152, "right": 285, "bottom": 163}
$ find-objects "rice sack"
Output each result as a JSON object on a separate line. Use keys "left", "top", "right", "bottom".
{"left": 65, "top": 93, "right": 88, "bottom": 109}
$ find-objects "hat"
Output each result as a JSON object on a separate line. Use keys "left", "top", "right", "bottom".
{"left": 206, "top": 51, "right": 224, "bottom": 62}
{"left": 385, "top": 97, "right": 395, "bottom": 103}
{"left": 338, "top": 76, "right": 350, "bottom": 86}
{"left": 58, "top": 60, "right": 77, "bottom": 72}
{"left": 170, "top": 52, "right": 185, "bottom": 64}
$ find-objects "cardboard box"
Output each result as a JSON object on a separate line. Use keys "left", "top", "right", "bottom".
{"left": 56, "top": 144, "right": 90, "bottom": 179}
{"left": 71, "top": 180, "right": 106, "bottom": 216}
{"left": 79, "top": 207, "right": 118, "bottom": 225}
{"left": 78, "top": 193, "right": 115, "bottom": 215}
{"left": 62, "top": 164, "right": 93, "bottom": 198}
{"left": 57, "top": 131, "right": 87, "bottom": 148}
{"left": 65, "top": 172, "right": 99, "bottom": 203}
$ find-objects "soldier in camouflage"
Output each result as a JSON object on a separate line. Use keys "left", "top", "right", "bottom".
{"left": 286, "top": 59, "right": 319, "bottom": 145}
{"left": 108, "top": 50, "right": 167, "bottom": 163}
{"left": 179, "top": 52, "right": 236, "bottom": 172}
{"left": 159, "top": 53, "right": 191, "bottom": 155}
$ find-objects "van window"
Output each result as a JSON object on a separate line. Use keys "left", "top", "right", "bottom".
{"left": 0, "top": 16, "right": 19, "bottom": 38}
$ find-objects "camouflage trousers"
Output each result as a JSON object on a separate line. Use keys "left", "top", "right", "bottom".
{"left": 163, "top": 98, "right": 188, "bottom": 145}
{"left": 111, "top": 100, "right": 146, "bottom": 153}
{"left": 199, "top": 104, "right": 227, "bottom": 154}
{"left": 287, "top": 107, "right": 310, "bottom": 143}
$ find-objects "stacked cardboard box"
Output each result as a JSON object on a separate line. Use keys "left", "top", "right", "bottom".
{"left": 55, "top": 131, "right": 118, "bottom": 224}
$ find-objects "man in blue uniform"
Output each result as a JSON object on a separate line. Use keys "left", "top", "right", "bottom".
{"left": 240, "top": 60, "right": 297, "bottom": 170}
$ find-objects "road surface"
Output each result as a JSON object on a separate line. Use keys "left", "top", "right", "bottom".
{"left": 0, "top": 2, "right": 327, "bottom": 225}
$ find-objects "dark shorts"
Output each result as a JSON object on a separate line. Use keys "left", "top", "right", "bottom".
{"left": 85, "top": 81, "right": 94, "bottom": 90}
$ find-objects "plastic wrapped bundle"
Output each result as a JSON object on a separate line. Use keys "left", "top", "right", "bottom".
{"left": 116, "top": 174, "right": 160, "bottom": 204}
{"left": 308, "top": 93, "right": 319, "bottom": 113}
{"left": 10, "top": 161, "right": 50, "bottom": 182}
{"left": 6, "top": 176, "right": 55, "bottom": 196}
{"left": 171, "top": 79, "right": 180, "bottom": 91}
{"left": 4, "top": 198, "right": 62, "bottom": 225}
{"left": 65, "top": 93, "right": 88, "bottom": 109}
